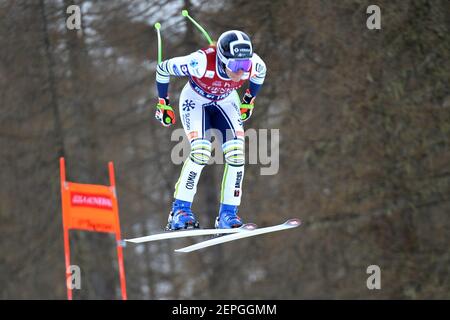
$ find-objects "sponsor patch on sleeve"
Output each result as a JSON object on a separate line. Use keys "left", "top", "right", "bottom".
{"left": 189, "top": 59, "right": 199, "bottom": 68}
{"left": 180, "top": 64, "right": 190, "bottom": 75}
{"left": 172, "top": 65, "right": 181, "bottom": 76}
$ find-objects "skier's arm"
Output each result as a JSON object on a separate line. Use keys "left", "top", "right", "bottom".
{"left": 154, "top": 51, "right": 206, "bottom": 127}
{"left": 156, "top": 51, "right": 207, "bottom": 99}
{"left": 240, "top": 53, "right": 267, "bottom": 121}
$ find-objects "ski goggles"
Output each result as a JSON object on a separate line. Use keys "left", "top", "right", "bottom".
{"left": 225, "top": 58, "right": 252, "bottom": 73}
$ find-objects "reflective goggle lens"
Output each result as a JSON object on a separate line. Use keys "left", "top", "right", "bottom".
{"left": 226, "top": 59, "right": 252, "bottom": 72}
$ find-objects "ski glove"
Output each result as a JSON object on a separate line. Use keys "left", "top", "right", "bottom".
{"left": 240, "top": 90, "right": 255, "bottom": 122}
{"left": 155, "top": 97, "right": 176, "bottom": 127}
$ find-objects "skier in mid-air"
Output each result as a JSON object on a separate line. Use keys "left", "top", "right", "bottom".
{"left": 155, "top": 30, "right": 266, "bottom": 230}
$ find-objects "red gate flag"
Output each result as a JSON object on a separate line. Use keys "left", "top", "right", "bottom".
{"left": 60, "top": 157, "right": 127, "bottom": 300}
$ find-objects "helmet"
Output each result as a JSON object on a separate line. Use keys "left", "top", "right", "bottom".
{"left": 217, "top": 30, "right": 253, "bottom": 72}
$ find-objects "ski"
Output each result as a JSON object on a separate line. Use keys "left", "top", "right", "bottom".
{"left": 125, "top": 223, "right": 257, "bottom": 244}
{"left": 174, "top": 218, "right": 301, "bottom": 253}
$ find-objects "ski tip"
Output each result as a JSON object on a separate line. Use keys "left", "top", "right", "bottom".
{"left": 181, "top": 10, "right": 189, "bottom": 17}
{"left": 154, "top": 22, "right": 161, "bottom": 30}
{"left": 286, "top": 218, "right": 302, "bottom": 227}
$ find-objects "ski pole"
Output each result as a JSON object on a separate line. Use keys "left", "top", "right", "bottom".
{"left": 154, "top": 22, "right": 162, "bottom": 63}
{"left": 154, "top": 21, "right": 171, "bottom": 124}
{"left": 181, "top": 10, "right": 214, "bottom": 45}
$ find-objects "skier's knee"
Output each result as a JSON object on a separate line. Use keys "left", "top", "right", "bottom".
{"left": 189, "top": 139, "right": 212, "bottom": 165}
{"left": 223, "top": 139, "right": 245, "bottom": 166}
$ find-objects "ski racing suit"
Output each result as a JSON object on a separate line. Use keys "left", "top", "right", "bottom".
{"left": 155, "top": 45, "right": 266, "bottom": 220}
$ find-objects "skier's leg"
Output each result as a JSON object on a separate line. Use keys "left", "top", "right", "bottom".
{"left": 168, "top": 84, "right": 211, "bottom": 229}
{"left": 211, "top": 92, "right": 245, "bottom": 228}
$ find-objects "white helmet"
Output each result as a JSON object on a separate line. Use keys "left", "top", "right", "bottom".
{"left": 217, "top": 30, "right": 253, "bottom": 72}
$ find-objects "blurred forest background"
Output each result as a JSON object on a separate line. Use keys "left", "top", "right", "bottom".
{"left": 0, "top": 0, "right": 449, "bottom": 299}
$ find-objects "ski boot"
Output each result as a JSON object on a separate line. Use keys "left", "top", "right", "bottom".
{"left": 166, "top": 199, "right": 200, "bottom": 231}
{"left": 215, "top": 204, "right": 243, "bottom": 229}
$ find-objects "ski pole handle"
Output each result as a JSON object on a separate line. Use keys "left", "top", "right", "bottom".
{"left": 154, "top": 22, "right": 162, "bottom": 63}
{"left": 181, "top": 10, "right": 213, "bottom": 45}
